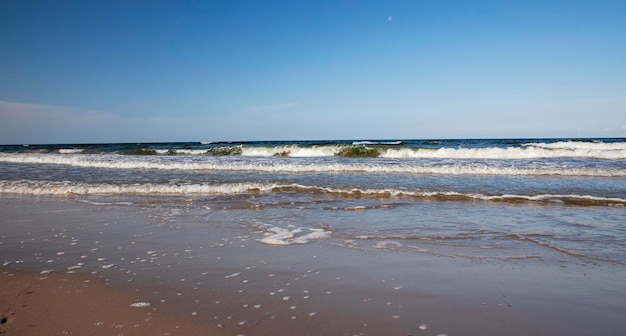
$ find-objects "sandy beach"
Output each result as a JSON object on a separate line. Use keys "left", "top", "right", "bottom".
{"left": 1, "top": 195, "right": 625, "bottom": 335}
{"left": 0, "top": 269, "right": 226, "bottom": 336}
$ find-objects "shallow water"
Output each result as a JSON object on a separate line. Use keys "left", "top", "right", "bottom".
{"left": 1, "top": 195, "right": 625, "bottom": 336}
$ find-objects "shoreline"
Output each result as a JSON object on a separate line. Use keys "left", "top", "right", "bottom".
{"left": 4, "top": 256, "right": 625, "bottom": 336}
{"left": 1, "top": 195, "right": 625, "bottom": 335}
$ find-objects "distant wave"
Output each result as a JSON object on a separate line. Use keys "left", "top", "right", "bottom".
{"left": 524, "top": 140, "right": 626, "bottom": 151}
{"left": 5, "top": 140, "right": 625, "bottom": 159}
{"left": 58, "top": 148, "right": 84, "bottom": 154}
{"left": 381, "top": 144, "right": 626, "bottom": 159}
{"left": 0, "top": 153, "right": 623, "bottom": 177}
{"left": 178, "top": 142, "right": 626, "bottom": 159}
{"left": 352, "top": 141, "right": 403, "bottom": 146}
{"left": 2, "top": 180, "right": 624, "bottom": 206}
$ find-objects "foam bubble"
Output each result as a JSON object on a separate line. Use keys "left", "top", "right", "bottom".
{"left": 352, "top": 141, "right": 402, "bottom": 145}
{"left": 524, "top": 140, "right": 626, "bottom": 151}
{"left": 381, "top": 143, "right": 626, "bottom": 159}
{"left": 2, "top": 180, "right": 624, "bottom": 206}
{"left": 373, "top": 241, "right": 404, "bottom": 249}
{"left": 129, "top": 302, "right": 151, "bottom": 307}
{"left": 58, "top": 149, "right": 84, "bottom": 154}
{"left": 1, "top": 152, "right": 624, "bottom": 176}
{"left": 257, "top": 225, "right": 332, "bottom": 246}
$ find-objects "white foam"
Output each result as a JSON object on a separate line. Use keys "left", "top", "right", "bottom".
{"left": 58, "top": 148, "right": 84, "bottom": 154}
{"left": 524, "top": 140, "right": 626, "bottom": 151}
{"left": 1, "top": 153, "right": 622, "bottom": 177}
{"left": 257, "top": 225, "right": 332, "bottom": 246}
{"left": 484, "top": 193, "right": 626, "bottom": 204}
{"left": 352, "top": 141, "right": 402, "bottom": 145}
{"left": 4, "top": 140, "right": 625, "bottom": 159}
{"left": 2, "top": 180, "right": 625, "bottom": 205}
{"left": 129, "top": 302, "right": 151, "bottom": 307}
{"left": 373, "top": 241, "right": 404, "bottom": 249}
{"left": 177, "top": 141, "right": 626, "bottom": 159}
{"left": 0, "top": 180, "right": 279, "bottom": 195}
{"left": 380, "top": 145, "right": 626, "bottom": 159}
{"left": 77, "top": 199, "right": 134, "bottom": 206}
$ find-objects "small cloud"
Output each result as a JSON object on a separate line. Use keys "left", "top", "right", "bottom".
{"left": 0, "top": 100, "right": 118, "bottom": 144}
{"left": 0, "top": 100, "right": 111, "bottom": 126}
{"left": 245, "top": 102, "right": 300, "bottom": 114}
{"left": 0, "top": 100, "right": 212, "bottom": 144}
{"left": 387, "top": 16, "right": 393, "bottom": 21}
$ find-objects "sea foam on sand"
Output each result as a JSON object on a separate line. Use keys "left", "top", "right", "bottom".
{"left": 257, "top": 225, "right": 332, "bottom": 245}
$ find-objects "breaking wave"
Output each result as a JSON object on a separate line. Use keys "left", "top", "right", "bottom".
{"left": 170, "top": 141, "right": 626, "bottom": 159}
{"left": 0, "top": 180, "right": 277, "bottom": 195}
{"left": 4, "top": 140, "right": 625, "bottom": 159}
{"left": 0, "top": 153, "right": 623, "bottom": 177}
{"left": 381, "top": 142, "right": 626, "bottom": 159}
{"left": 2, "top": 180, "right": 624, "bottom": 206}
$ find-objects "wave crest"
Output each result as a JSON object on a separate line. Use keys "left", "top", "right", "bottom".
{"left": 1, "top": 153, "right": 623, "bottom": 177}
{"left": 2, "top": 180, "right": 624, "bottom": 206}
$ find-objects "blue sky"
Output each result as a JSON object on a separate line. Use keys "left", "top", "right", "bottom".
{"left": 1, "top": 0, "right": 625, "bottom": 144}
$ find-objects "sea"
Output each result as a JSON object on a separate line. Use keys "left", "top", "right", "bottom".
{"left": 1, "top": 137, "right": 625, "bottom": 264}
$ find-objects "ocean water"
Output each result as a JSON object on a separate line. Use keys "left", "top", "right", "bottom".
{"left": 1, "top": 138, "right": 625, "bottom": 264}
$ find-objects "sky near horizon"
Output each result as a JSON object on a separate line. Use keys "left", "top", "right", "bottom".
{"left": 1, "top": 0, "right": 625, "bottom": 144}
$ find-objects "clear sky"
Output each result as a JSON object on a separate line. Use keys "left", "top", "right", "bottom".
{"left": 1, "top": 0, "right": 625, "bottom": 144}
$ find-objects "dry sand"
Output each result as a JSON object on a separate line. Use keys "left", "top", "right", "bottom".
{"left": 0, "top": 269, "right": 224, "bottom": 336}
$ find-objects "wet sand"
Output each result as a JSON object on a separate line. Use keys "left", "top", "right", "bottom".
{"left": 0, "top": 269, "right": 224, "bottom": 335}
{"left": 1, "top": 195, "right": 625, "bottom": 335}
